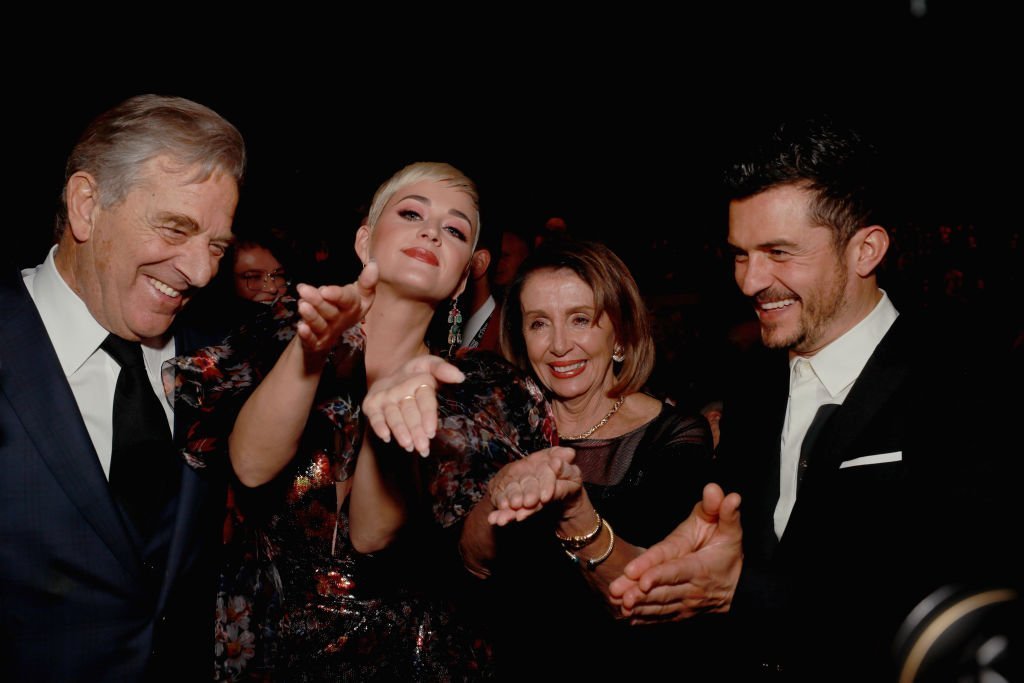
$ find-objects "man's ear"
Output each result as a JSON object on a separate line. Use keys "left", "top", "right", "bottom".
{"left": 65, "top": 172, "right": 100, "bottom": 242}
{"left": 354, "top": 225, "right": 371, "bottom": 265}
{"left": 470, "top": 249, "right": 491, "bottom": 280}
{"left": 850, "top": 225, "right": 890, "bottom": 278}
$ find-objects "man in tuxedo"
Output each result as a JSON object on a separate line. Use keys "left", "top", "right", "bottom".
{"left": 434, "top": 221, "right": 503, "bottom": 355}
{"left": 457, "top": 226, "right": 502, "bottom": 353}
{"left": 610, "top": 116, "right": 1014, "bottom": 680}
{"left": 0, "top": 95, "right": 245, "bottom": 681}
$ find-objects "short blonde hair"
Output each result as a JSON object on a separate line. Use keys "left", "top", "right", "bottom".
{"left": 366, "top": 162, "right": 481, "bottom": 250}
{"left": 499, "top": 239, "right": 655, "bottom": 397}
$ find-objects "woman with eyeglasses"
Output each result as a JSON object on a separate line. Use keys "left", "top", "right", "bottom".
{"left": 231, "top": 239, "right": 290, "bottom": 304}
{"left": 168, "top": 162, "right": 554, "bottom": 681}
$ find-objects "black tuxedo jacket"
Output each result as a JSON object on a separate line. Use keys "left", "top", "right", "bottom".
{"left": 0, "top": 264, "right": 224, "bottom": 682}
{"left": 717, "top": 315, "right": 1016, "bottom": 681}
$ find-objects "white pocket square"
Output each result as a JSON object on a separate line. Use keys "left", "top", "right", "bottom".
{"left": 839, "top": 451, "right": 902, "bottom": 469}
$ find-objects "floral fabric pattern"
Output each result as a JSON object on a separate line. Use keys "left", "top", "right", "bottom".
{"left": 167, "top": 299, "right": 554, "bottom": 681}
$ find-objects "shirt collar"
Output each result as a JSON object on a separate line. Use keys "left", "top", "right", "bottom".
{"left": 28, "top": 245, "right": 112, "bottom": 377}
{"left": 790, "top": 290, "right": 899, "bottom": 398}
{"left": 461, "top": 294, "right": 496, "bottom": 345}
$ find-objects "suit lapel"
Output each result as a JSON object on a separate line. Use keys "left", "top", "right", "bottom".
{"left": 781, "top": 318, "right": 911, "bottom": 548}
{"left": 808, "top": 318, "right": 911, "bottom": 471}
{"left": 156, "top": 325, "right": 211, "bottom": 610}
{"left": 0, "top": 266, "right": 141, "bottom": 577}
{"left": 476, "top": 307, "right": 501, "bottom": 352}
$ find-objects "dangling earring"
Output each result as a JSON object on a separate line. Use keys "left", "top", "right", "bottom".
{"left": 447, "top": 297, "right": 463, "bottom": 350}
{"left": 612, "top": 345, "right": 625, "bottom": 363}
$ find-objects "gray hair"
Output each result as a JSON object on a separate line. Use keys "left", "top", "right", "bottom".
{"left": 56, "top": 94, "right": 246, "bottom": 238}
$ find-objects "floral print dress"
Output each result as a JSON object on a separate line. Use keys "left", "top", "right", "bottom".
{"left": 166, "top": 299, "right": 555, "bottom": 681}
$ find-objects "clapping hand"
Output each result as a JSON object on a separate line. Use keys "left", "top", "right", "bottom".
{"left": 608, "top": 483, "right": 743, "bottom": 623}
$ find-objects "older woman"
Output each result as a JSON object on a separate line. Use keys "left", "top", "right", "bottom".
{"left": 169, "top": 163, "right": 554, "bottom": 681}
{"left": 365, "top": 239, "right": 715, "bottom": 677}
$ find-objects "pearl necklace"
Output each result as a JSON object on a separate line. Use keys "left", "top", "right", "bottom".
{"left": 557, "top": 396, "right": 626, "bottom": 441}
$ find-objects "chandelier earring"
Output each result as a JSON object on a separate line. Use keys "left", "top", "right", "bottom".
{"left": 447, "top": 297, "right": 463, "bottom": 350}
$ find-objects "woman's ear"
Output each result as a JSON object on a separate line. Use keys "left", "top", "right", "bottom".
{"left": 65, "top": 172, "right": 100, "bottom": 243}
{"left": 354, "top": 225, "right": 371, "bottom": 266}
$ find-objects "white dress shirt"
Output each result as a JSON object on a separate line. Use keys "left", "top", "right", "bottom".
{"left": 23, "top": 246, "right": 175, "bottom": 479}
{"left": 461, "top": 294, "right": 496, "bottom": 349}
{"left": 774, "top": 291, "right": 899, "bottom": 538}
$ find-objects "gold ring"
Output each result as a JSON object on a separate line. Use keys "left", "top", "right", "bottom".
{"left": 415, "top": 383, "right": 431, "bottom": 392}
{"left": 400, "top": 395, "right": 416, "bottom": 402}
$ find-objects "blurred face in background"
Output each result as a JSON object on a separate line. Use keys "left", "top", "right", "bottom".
{"left": 233, "top": 243, "right": 287, "bottom": 303}
{"left": 494, "top": 232, "right": 529, "bottom": 287}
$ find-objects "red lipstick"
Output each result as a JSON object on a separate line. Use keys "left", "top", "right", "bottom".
{"left": 401, "top": 247, "right": 439, "bottom": 266}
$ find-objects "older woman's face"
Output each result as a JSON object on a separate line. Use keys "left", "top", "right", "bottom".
{"left": 520, "top": 268, "right": 618, "bottom": 403}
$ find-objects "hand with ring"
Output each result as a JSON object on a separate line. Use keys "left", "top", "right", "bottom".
{"left": 487, "top": 447, "right": 580, "bottom": 525}
{"left": 362, "top": 355, "right": 466, "bottom": 456}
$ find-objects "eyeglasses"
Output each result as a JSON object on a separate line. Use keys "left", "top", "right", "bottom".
{"left": 238, "top": 269, "right": 290, "bottom": 292}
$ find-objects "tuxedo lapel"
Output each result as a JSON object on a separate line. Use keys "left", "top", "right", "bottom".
{"left": 155, "top": 325, "right": 212, "bottom": 611}
{"left": 0, "top": 267, "right": 141, "bottom": 578}
{"left": 807, "top": 318, "right": 911, "bottom": 472}
{"left": 780, "top": 319, "right": 911, "bottom": 550}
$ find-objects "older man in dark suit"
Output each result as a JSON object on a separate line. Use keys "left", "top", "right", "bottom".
{"left": 0, "top": 95, "right": 245, "bottom": 681}
{"left": 610, "top": 116, "right": 1017, "bottom": 681}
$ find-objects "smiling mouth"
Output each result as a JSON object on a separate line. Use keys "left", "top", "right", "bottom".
{"left": 148, "top": 276, "right": 182, "bottom": 298}
{"left": 756, "top": 297, "right": 798, "bottom": 313}
{"left": 549, "top": 360, "right": 587, "bottom": 378}
{"left": 401, "top": 248, "right": 439, "bottom": 267}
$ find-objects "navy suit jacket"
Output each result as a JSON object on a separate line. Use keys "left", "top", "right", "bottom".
{"left": 717, "top": 314, "right": 1016, "bottom": 681}
{"left": 0, "top": 264, "right": 224, "bottom": 682}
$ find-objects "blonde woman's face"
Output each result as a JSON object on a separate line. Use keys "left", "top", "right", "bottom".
{"left": 357, "top": 179, "right": 476, "bottom": 303}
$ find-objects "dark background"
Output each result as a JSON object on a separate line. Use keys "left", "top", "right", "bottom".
{"left": 9, "top": 6, "right": 1019, "bottom": 405}
{"left": 11, "top": 4, "right": 1017, "bottom": 270}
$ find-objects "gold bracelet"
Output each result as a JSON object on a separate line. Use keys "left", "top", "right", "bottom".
{"left": 563, "top": 519, "right": 616, "bottom": 570}
{"left": 585, "top": 519, "right": 615, "bottom": 570}
{"left": 555, "top": 509, "right": 602, "bottom": 551}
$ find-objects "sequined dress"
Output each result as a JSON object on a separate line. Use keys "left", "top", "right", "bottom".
{"left": 167, "top": 300, "right": 555, "bottom": 681}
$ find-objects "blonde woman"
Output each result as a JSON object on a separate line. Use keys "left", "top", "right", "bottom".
{"left": 171, "top": 163, "right": 553, "bottom": 681}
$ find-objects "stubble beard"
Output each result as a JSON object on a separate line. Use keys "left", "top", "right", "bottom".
{"left": 760, "top": 261, "right": 849, "bottom": 353}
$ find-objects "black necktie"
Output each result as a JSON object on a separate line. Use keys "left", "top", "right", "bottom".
{"left": 102, "top": 334, "right": 180, "bottom": 538}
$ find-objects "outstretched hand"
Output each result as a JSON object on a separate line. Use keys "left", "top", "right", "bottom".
{"left": 487, "top": 447, "right": 580, "bottom": 526}
{"left": 608, "top": 483, "right": 742, "bottom": 623}
{"left": 295, "top": 262, "right": 378, "bottom": 355}
{"left": 362, "top": 355, "right": 466, "bottom": 456}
